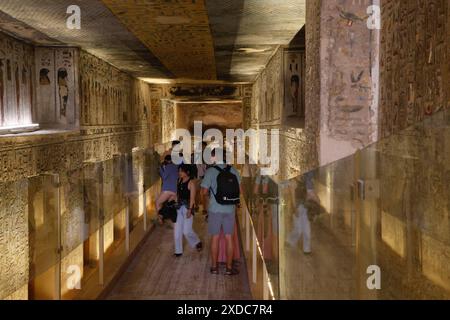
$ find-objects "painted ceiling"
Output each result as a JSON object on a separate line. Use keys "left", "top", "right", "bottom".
{"left": 0, "top": 0, "right": 305, "bottom": 82}
{"left": 102, "top": 0, "right": 217, "bottom": 80}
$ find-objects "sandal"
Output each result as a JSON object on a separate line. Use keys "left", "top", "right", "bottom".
{"left": 210, "top": 266, "right": 219, "bottom": 275}
{"left": 225, "top": 267, "right": 239, "bottom": 276}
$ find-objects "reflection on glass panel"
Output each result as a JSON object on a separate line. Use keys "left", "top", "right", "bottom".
{"left": 0, "top": 147, "right": 163, "bottom": 300}
{"left": 28, "top": 175, "right": 59, "bottom": 300}
{"left": 60, "top": 169, "right": 85, "bottom": 299}
{"left": 241, "top": 164, "right": 280, "bottom": 299}
{"left": 144, "top": 148, "right": 161, "bottom": 225}
{"left": 237, "top": 110, "right": 450, "bottom": 300}
{"left": 103, "top": 156, "right": 128, "bottom": 281}
{"left": 129, "top": 149, "right": 146, "bottom": 250}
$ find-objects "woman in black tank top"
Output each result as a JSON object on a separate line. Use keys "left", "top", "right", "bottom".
{"left": 173, "top": 165, "right": 202, "bottom": 257}
{"left": 177, "top": 174, "right": 192, "bottom": 208}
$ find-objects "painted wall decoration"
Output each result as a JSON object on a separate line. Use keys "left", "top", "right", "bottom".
{"left": 35, "top": 48, "right": 55, "bottom": 125}
{"left": 250, "top": 48, "right": 308, "bottom": 180}
{"left": 0, "top": 32, "right": 34, "bottom": 128}
{"left": 313, "top": 0, "right": 379, "bottom": 166}
{"left": 79, "top": 51, "right": 132, "bottom": 127}
{"left": 35, "top": 47, "right": 78, "bottom": 127}
{"left": 252, "top": 49, "right": 283, "bottom": 127}
{"left": 0, "top": 33, "right": 154, "bottom": 300}
{"left": 161, "top": 99, "right": 176, "bottom": 144}
{"left": 0, "top": 179, "right": 29, "bottom": 300}
{"left": 379, "top": 0, "right": 449, "bottom": 138}
{"left": 150, "top": 86, "right": 163, "bottom": 145}
{"left": 284, "top": 50, "right": 305, "bottom": 128}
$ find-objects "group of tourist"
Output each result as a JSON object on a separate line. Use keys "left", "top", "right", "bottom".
{"left": 156, "top": 141, "right": 241, "bottom": 276}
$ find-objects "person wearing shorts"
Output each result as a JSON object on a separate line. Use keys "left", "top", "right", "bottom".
{"left": 201, "top": 148, "right": 241, "bottom": 276}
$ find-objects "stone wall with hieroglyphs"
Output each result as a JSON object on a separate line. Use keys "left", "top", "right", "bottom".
{"left": 0, "top": 37, "right": 153, "bottom": 299}
{"left": 375, "top": 0, "right": 450, "bottom": 297}
{"left": 35, "top": 47, "right": 79, "bottom": 128}
{"left": 0, "top": 179, "right": 28, "bottom": 300}
{"left": 0, "top": 31, "right": 34, "bottom": 128}
{"left": 304, "top": 0, "right": 322, "bottom": 172}
{"left": 379, "top": 0, "right": 450, "bottom": 138}
{"left": 318, "top": 0, "right": 379, "bottom": 166}
{"left": 250, "top": 47, "right": 310, "bottom": 180}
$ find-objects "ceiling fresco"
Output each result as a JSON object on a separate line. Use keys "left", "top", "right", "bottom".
{"left": 102, "top": 0, "right": 217, "bottom": 80}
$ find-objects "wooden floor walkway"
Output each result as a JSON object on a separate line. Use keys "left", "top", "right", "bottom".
{"left": 105, "top": 214, "right": 252, "bottom": 300}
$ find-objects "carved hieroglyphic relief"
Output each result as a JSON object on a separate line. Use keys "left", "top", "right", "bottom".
{"left": 0, "top": 32, "right": 34, "bottom": 128}
{"left": 250, "top": 47, "right": 307, "bottom": 179}
{"left": 284, "top": 50, "right": 305, "bottom": 128}
{"left": 55, "top": 49, "right": 78, "bottom": 126}
{"left": 161, "top": 100, "right": 176, "bottom": 144}
{"left": 0, "top": 179, "right": 28, "bottom": 300}
{"left": 319, "top": 0, "right": 378, "bottom": 164}
{"left": 252, "top": 49, "right": 283, "bottom": 127}
{"left": 242, "top": 85, "right": 253, "bottom": 130}
{"left": 0, "top": 32, "right": 155, "bottom": 300}
{"left": 304, "top": 0, "right": 321, "bottom": 172}
{"left": 80, "top": 51, "right": 133, "bottom": 126}
{"left": 379, "top": 0, "right": 450, "bottom": 138}
{"left": 150, "top": 86, "right": 163, "bottom": 145}
{"left": 35, "top": 47, "right": 78, "bottom": 127}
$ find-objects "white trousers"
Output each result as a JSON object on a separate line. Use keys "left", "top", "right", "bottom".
{"left": 287, "top": 204, "right": 311, "bottom": 253}
{"left": 174, "top": 206, "right": 201, "bottom": 254}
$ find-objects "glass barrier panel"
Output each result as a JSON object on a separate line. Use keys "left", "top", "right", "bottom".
{"left": 241, "top": 165, "right": 280, "bottom": 299}
{"left": 144, "top": 148, "right": 162, "bottom": 227}
{"left": 59, "top": 168, "right": 85, "bottom": 299}
{"left": 102, "top": 157, "right": 128, "bottom": 285}
{"left": 129, "top": 150, "right": 146, "bottom": 251}
{"left": 357, "top": 121, "right": 450, "bottom": 299}
{"left": 27, "top": 174, "right": 60, "bottom": 300}
{"left": 65, "top": 162, "right": 102, "bottom": 297}
{"left": 279, "top": 155, "right": 357, "bottom": 299}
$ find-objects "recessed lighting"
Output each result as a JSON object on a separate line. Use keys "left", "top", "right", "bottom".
{"left": 139, "top": 77, "right": 173, "bottom": 84}
{"left": 237, "top": 47, "right": 270, "bottom": 53}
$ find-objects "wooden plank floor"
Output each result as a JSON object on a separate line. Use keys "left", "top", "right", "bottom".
{"left": 105, "top": 214, "right": 252, "bottom": 300}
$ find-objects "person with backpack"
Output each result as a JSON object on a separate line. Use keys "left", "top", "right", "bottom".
{"left": 201, "top": 148, "right": 241, "bottom": 276}
{"left": 174, "top": 164, "right": 202, "bottom": 257}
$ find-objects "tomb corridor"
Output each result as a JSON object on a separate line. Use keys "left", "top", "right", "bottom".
{"left": 0, "top": 0, "right": 449, "bottom": 300}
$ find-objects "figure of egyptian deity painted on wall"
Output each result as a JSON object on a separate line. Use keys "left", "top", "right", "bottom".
{"left": 58, "top": 68, "right": 69, "bottom": 118}
{"left": 284, "top": 50, "right": 305, "bottom": 128}
{"left": 286, "top": 52, "right": 302, "bottom": 119}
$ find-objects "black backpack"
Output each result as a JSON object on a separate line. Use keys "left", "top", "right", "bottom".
{"left": 211, "top": 166, "right": 240, "bottom": 205}
{"left": 159, "top": 200, "right": 178, "bottom": 223}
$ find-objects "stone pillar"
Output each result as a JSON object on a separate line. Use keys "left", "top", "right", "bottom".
{"left": 318, "top": 0, "right": 380, "bottom": 166}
